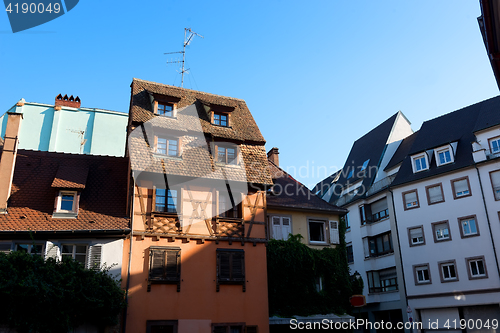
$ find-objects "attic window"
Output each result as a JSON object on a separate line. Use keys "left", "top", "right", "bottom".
{"left": 347, "top": 169, "right": 354, "bottom": 179}
{"left": 411, "top": 153, "right": 429, "bottom": 173}
{"left": 213, "top": 113, "right": 228, "bottom": 127}
{"left": 435, "top": 145, "right": 454, "bottom": 166}
{"left": 361, "top": 159, "right": 370, "bottom": 171}
{"left": 53, "top": 191, "right": 79, "bottom": 218}
{"left": 157, "top": 102, "right": 174, "bottom": 117}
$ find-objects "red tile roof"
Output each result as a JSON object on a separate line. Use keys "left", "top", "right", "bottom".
{"left": 0, "top": 150, "right": 130, "bottom": 232}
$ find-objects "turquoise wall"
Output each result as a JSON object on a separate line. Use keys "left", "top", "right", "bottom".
{"left": 0, "top": 102, "right": 128, "bottom": 157}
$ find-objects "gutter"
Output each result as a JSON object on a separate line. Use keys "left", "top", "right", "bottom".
{"left": 474, "top": 164, "right": 500, "bottom": 279}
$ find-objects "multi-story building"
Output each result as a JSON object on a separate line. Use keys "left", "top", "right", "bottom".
{"left": 122, "top": 79, "right": 272, "bottom": 333}
{"left": 314, "top": 111, "right": 414, "bottom": 330}
{"left": 390, "top": 96, "right": 500, "bottom": 330}
{"left": 0, "top": 94, "right": 128, "bottom": 156}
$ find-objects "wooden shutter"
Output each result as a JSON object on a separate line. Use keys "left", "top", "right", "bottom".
{"left": 216, "top": 249, "right": 245, "bottom": 292}
{"left": 218, "top": 251, "right": 231, "bottom": 281}
{"left": 231, "top": 251, "right": 245, "bottom": 282}
{"left": 165, "top": 249, "right": 180, "bottom": 281}
{"left": 150, "top": 248, "right": 166, "bottom": 280}
{"left": 45, "top": 241, "right": 60, "bottom": 260}
{"left": 329, "top": 221, "right": 339, "bottom": 244}
{"left": 88, "top": 245, "right": 102, "bottom": 271}
{"left": 282, "top": 217, "right": 291, "bottom": 240}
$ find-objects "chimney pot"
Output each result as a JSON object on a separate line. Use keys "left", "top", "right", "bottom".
{"left": 55, "top": 94, "right": 81, "bottom": 108}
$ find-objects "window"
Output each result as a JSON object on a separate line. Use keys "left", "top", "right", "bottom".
{"left": 218, "top": 193, "right": 242, "bottom": 218}
{"left": 146, "top": 320, "right": 178, "bottom": 333}
{"left": 439, "top": 260, "right": 458, "bottom": 282}
{"left": 411, "top": 153, "right": 428, "bottom": 173}
{"left": 451, "top": 177, "right": 471, "bottom": 199}
{"left": 367, "top": 267, "right": 398, "bottom": 293}
{"left": 426, "top": 183, "right": 444, "bottom": 205}
{"left": 213, "top": 113, "right": 228, "bottom": 127}
{"left": 413, "top": 264, "right": 431, "bottom": 285}
{"left": 212, "top": 324, "right": 245, "bottom": 333}
{"left": 432, "top": 221, "right": 451, "bottom": 242}
{"left": 466, "top": 256, "right": 488, "bottom": 279}
{"left": 346, "top": 244, "right": 354, "bottom": 264}
{"left": 435, "top": 146, "right": 453, "bottom": 166}
{"left": 329, "top": 220, "right": 339, "bottom": 244}
{"left": 148, "top": 247, "right": 181, "bottom": 292}
{"left": 308, "top": 220, "right": 326, "bottom": 243}
{"left": 15, "top": 243, "right": 44, "bottom": 256}
{"left": 458, "top": 215, "right": 479, "bottom": 238}
{"left": 155, "top": 137, "right": 178, "bottom": 156}
{"left": 344, "top": 212, "right": 350, "bottom": 230}
{"left": 367, "top": 232, "right": 393, "bottom": 257}
{"left": 359, "top": 199, "right": 388, "bottom": 225}
{"left": 489, "top": 136, "right": 500, "bottom": 153}
{"left": 408, "top": 226, "right": 425, "bottom": 246}
{"left": 54, "top": 191, "right": 78, "bottom": 215}
{"left": 489, "top": 170, "right": 500, "bottom": 200}
{"left": 216, "top": 249, "right": 245, "bottom": 291}
{"left": 157, "top": 102, "right": 174, "bottom": 117}
{"left": 271, "top": 216, "right": 291, "bottom": 240}
{"left": 217, "top": 146, "right": 237, "bottom": 164}
{"left": 0, "top": 242, "right": 11, "bottom": 253}
{"left": 61, "top": 244, "right": 87, "bottom": 265}
{"left": 403, "top": 190, "right": 419, "bottom": 210}
{"left": 155, "top": 188, "right": 178, "bottom": 213}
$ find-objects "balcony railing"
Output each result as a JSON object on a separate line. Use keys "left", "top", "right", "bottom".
{"left": 366, "top": 174, "right": 397, "bottom": 197}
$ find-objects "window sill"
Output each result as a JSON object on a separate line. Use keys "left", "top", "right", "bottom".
{"left": 441, "top": 278, "right": 458, "bottom": 283}
{"left": 215, "top": 162, "right": 241, "bottom": 168}
{"left": 360, "top": 217, "right": 389, "bottom": 227}
{"left": 212, "top": 124, "right": 233, "bottom": 129}
{"left": 309, "top": 241, "right": 328, "bottom": 246}
{"left": 415, "top": 281, "right": 432, "bottom": 286}
{"left": 153, "top": 153, "right": 182, "bottom": 161}
{"left": 52, "top": 212, "right": 78, "bottom": 219}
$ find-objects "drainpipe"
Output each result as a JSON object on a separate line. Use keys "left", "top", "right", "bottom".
{"left": 474, "top": 164, "right": 500, "bottom": 279}
{"left": 122, "top": 177, "right": 135, "bottom": 333}
{"left": 388, "top": 188, "right": 410, "bottom": 327}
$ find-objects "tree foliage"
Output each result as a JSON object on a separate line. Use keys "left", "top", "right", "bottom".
{"left": 267, "top": 216, "right": 359, "bottom": 317}
{"left": 0, "top": 250, "right": 126, "bottom": 333}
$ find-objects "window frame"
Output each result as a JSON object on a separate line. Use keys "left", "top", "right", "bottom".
{"left": 431, "top": 220, "right": 452, "bottom": 243}
{"left": 367, "top": 231, "right": 394, "bottom": 257}
{"left": 61, "top": 244, "right": 88, "bottom": 266}
{"left": 451, "top": 176, "right": 472, "bottom": 200}
{"left": 55, "top": 190, "right": 78, "bottom": 213}
{"left": 154, "top": 135, "right": 179, "bottom": 157}
{"left": 413, "top": 263, "right": 431, "bottom": 285}
{"left": 15, "top": 242, "right": 45, "bottom": 256}
{"left": 434, "top": 145, "right": 454, "bottom": 166}
{"left": 307, "top": 219, "right": 327, "bottom": 245}
{"left": 466, "top": 255, "right": 488, "bottom": 280}
{"left": 213, "top": 112, "right": 229, "bottom": 127}
{"left": 366, "top": 267, "right": 398, "bottom": 293}
{"left": 407, "top": 225, "right": 425, "bottom": 247}
{"left": 156, "top": 101, "right": 175, "bottom": 117}
{"left": 216, "top": 249, "right": 245, "bottom": 292}
{"left": 488, "top": 135, "right": 500, "bottom": 154}
{"left": 425, "top": 183, "right": 445, "bottom": 205}
{"left": 489, "top": 169, "right": 500, "bottom": 201}
{"left": 215, "top": 144, "right": 238, "bottom": 165}
{"left": 438, "top": 260, "right": 458, "bottom": 283}
{"left": 218, "top": 191, "right": 242, "bottom": 219}
{"left": 402, "top": 189, "right": 420, "bottom": 210}
{"left": 458, "top": 215, "right": 480, "bottom": 238}
{"left": 154, "top": 187, "right": 178, "bottom": 214}
{"left": 346, "top": 244, "right": 354, "bottom": 264}
{"left": 411, "top": 153, "right": 429, "bottom": 173}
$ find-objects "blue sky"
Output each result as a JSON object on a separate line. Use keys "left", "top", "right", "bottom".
{"left": 1, "top": 1, "right": 498, "bottom": 188}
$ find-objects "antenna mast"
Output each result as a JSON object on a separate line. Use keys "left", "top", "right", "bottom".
{"left": 165, "top": 28, "right": 204, "bottom": 88}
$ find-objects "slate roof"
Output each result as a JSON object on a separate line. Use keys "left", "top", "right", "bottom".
{"left": 267, "top": 160, "right": 347, "bottom": 214}
{"left": 392, "top": 95, "right": 500, "bottom": 187}
{"left": 128, "top": 79, "right": 273, "bottom": 185}
{"left": 384, "top": 131, "right": 419, "bottom": 171}
{"left": 313, "top": 113, "right": 399, "bottom": 205}
{"left": 0, "top": 150, "right": 130, "bottom": 233}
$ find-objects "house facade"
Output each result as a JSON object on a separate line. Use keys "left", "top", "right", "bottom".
{"left": 0, "top": 94, "right": 128, "bottom": 157}
{"left": 122, "top": 79, "right": 272, "bottom": 333}
{"left": 314, "top": 112, "right": 414, "bottom": 331}
{"left": 390, "top": 96, "right": 500, "bottom": 330}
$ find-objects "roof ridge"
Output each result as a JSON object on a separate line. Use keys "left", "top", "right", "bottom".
{"left": 133, "top": 78, "right": 246, "bottom": 102}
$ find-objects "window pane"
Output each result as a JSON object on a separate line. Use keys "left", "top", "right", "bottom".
{"left": 454, "top": 179, "right": 469, "bottom": 196}
{"left": 218, "top": 147, "right": 226, "bottom": 163}
{"left": 168, "top": 139, "right": 178, "bottom": 156}
{"left": 156, "top": 138, "right": 167, "bottom": 154}
{"left": 309, "top": 221, "right": 325, "bottom": 242}
{"left": 477, "top": 260, "right": 485, "bottom": 275}
{"left": 167, "top": 189, "right": 177, "bottom": 213}
{"left": 428, "top": 185, "right": 443, "bottom": 203}
{"left": 227, "top": 148, "right": 236, "bottom": 163}
{"left": 214, "top": 114, "right": 220, "bottom": 125}
{"left": 471, "top": 261, "right": 478, "bottom": 275}
{"left": 61, "top": 194, "right": 74, "bottom": 211}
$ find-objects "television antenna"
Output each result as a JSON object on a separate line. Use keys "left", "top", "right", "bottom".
{"left": 165, "top": 28, "right": 204, "bottom": 88}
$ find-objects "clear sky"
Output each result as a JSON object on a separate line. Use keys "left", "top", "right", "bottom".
{"left": 1, "top": 1, "right": 499, "bottom": 189}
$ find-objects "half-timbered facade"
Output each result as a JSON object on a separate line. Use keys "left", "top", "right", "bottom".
{"left": 123, "top": 79, "right": 273, "bottom": 333}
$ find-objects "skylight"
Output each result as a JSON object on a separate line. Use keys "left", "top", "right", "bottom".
{"left": 361, "top": 159, "right": 370, "bottom": 171}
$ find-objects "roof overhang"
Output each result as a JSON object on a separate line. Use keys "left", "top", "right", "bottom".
{"left": 479, "top": 0, "right": 500, "bottom": 90}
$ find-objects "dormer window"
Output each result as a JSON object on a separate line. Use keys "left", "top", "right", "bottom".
{"left": 213, "top": 113, "right": 228, "bottom": 127}
{"left": 53, "top": 191, "right": 79, "bottom": 218}
{"left": 435, "top": 145, "right": 454, "bottom": 166}
{"left": 155, "top": 136, "right": 179, "bottom": 157}
{"left": 157, "top": 102, "right": 174, "bottom": 117}
{"left": 217, "top": 146, "right": 237, "bottom": 164}
{"left": 411, "top": 153, "right": 429, "bottom": 173}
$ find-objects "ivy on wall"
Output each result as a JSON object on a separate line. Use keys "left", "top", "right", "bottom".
{"left": 0, "top": 250, "right": 126, "bottom": 333}
{"left": 267, "top": 216, "right": 358, "bottom": 317}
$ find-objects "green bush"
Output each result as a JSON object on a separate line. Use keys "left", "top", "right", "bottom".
{"left": 0, "top": 250, "right": 126, "bottom": 333}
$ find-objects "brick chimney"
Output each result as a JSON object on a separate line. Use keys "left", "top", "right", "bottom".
{"left": 0, "top": 112, "right": 23, "bottom": 213}
{"left": 55, "top": 94, "right": 81, "bottom": 108}
{"left": 267, "top": 147, "right": 279, "bottom": 166}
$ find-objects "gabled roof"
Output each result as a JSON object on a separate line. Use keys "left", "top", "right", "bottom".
{"left": 0, "top": 150, "right": 129, "bottom": 233}
{"left": 267, "top": 160, "right": 347, "bottom": 214}
{"left": 128, "top": 79, "right": 273, "bottom": 186}
{"left": 314, "top": 113, "right": 400, "bottom": 204}
{"left": 392, "top": 96, "right": 500, "bottom": 187}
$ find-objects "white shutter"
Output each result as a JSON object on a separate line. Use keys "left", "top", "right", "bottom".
{"left": 490, "top": 170, "right": 500, "bottom": 200}
{"left": 45, "top": 241, "right": 60, "bottom": 260}
{"left": 272, "top": 216, "right": 282, "bottom": 240}
{"left": 282, "top": 217, "right": 291, "bottom": 240}
{"left": 88, "top": 245, "right": 102, "bottom": 271}
{"left": 362, "top": 237, "right": 370, "bottom": 258}
{"left": 329, "top": 221, "right": 339, "bottom": 244}
{"left": 428, "top": 185, "right": 443, "bottom": 203}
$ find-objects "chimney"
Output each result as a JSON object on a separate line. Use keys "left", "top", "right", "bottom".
{"left": 0, "top": 112, "right": 23, "bottom": 213}
{"left": 55, "top": 94, "right": 81, "bottom": 108}
{"left": 267, "top": 147, "right": 279, "bottom": 166}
